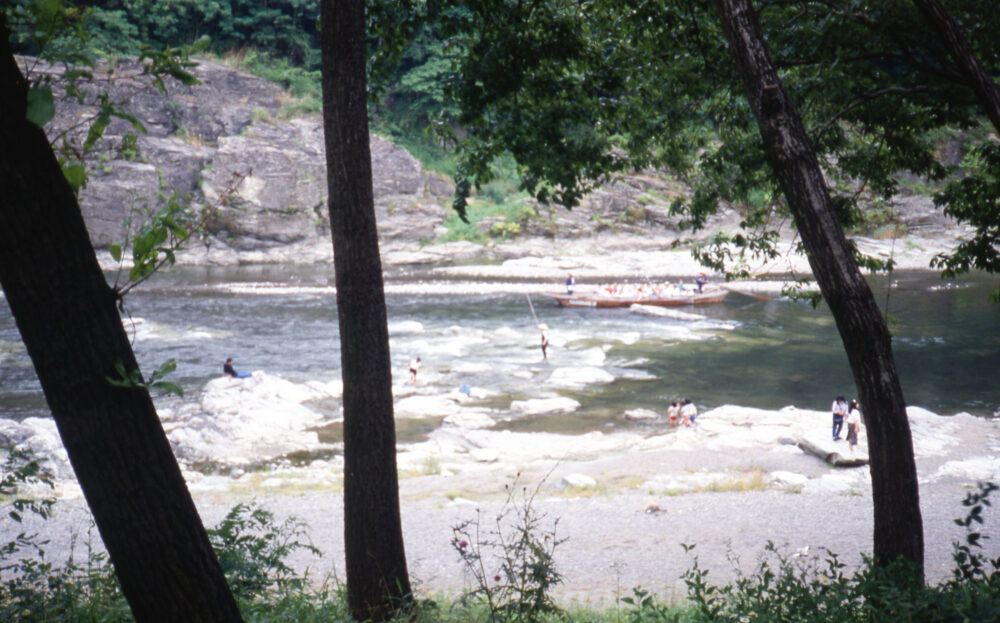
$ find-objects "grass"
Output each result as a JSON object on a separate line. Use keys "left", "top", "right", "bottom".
{"left": 648, "top": 468, "right": 772, "bottom": 496}
{"left": 435, "top": 195, "right": 536, "bottom": 245}
{"left": 400, "top": 456, "right": 443, "bottom": 478}
{"left": 700, "top": 468, "right": 769, "bottom": 493}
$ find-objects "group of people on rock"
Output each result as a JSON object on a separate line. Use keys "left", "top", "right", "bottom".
{"left": 831, "top": 395, "right": 863, "bottom": 454}
{"left": 667, "top": 398, "right": 698, "bottom": 427}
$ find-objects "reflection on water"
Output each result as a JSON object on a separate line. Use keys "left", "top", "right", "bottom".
{"left": 1, "top": 268, "right": 998, "bottom": 441}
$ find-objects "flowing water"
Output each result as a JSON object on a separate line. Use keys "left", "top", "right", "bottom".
{"left": 1, "top": 266, "right": 998, "bottom": 444}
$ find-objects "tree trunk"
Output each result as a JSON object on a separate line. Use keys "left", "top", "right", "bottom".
{"left": 0, "top": 16, "right": 243, "bottom": 623}
{"left": 319, "top": 1, "right": 412, "bottom": 620}
{"left": 714, "top": 0, "right": 924, "bottom": 574}
{"left": 912, "top": 0, "right": 1000, "bottom": 135}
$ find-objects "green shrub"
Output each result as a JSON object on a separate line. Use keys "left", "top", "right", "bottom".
{"left": 451, "top": 477, "right": 566, "bottom": 623}
{"left": 207, "top": 501, "right": 322, "bottom": 600}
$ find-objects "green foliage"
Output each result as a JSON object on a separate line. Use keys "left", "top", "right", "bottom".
{"left": 620, "top": 587, "right": 680, "bottom": 623}
{"left": 662, "top": 482, "right": 1000, "bottom": 622}
{"left": 114, "top": 193, "right": 194, "bottom": 284}
{"left": 76, "top": 0, "right": 321, "bottom": 68}
{"left": 931, "top": 142, "right": 1000, "bottom": 300}
{"left": 207, "top": 501, "right": 322, "bottom": 600}
{"left": 0, "top": 498, "right": 328, "bottom": 621}
{"left": 4, "top": 482, "right": 1000, "bottom": 622}
{"left": 432, "top": 0, "right": 1000, "bottom": 284}
{"left": 24, "top": 84, "right": 55, "bottom": 127}
{"left": 451, "top": 477, "right": 566, "bottom": 623}
{"left": 1, "top": 448, "right": 54, "bottom": 525}
{"left": 951, "top": 482, "right": 1000, "bottom": 582}
{"left": 437, "top": 195, "right": 534, "bottom": 245}
{"left": 233, "top": 48, "right": 319, "bottom": 99}
{"left": 0, "top": 530, "right": 133, "bottom": 623}
{"left": 106, "top": 358, "right": 183, "bottom": 397}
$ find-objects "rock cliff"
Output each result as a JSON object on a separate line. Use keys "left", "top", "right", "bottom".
{"left": 27, "top": 56, "right": 967, "bottom": 270}
{"left": 31, "top": 56, "right": 454, "bottom": 265}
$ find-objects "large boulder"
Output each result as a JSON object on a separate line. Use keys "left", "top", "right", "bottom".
{"left": 0, "top": 417, "right": 74, "bottom": 479}
{"left": 164, "top": 372, "right": 334, "bottom": 467}
{"left": 27, "top": 55, "right": 453, "bottom": 262}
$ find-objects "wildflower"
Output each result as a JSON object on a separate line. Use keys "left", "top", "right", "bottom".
{"left": 459, "top": 540, "right": 468, "bottom": 549}
{"left": 494, "top": 574, "right": 502, "bottom": 582}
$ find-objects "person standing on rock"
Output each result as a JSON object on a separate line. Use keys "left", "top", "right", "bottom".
{"left": 539, "top": 324, "right": 550, "bottom": 361}
{"left": 831, "top": 395, "right": 848, "bottom": 440}
{"left": 846, "top": 400, "right": 862, "bottom": 454}
{"left": 409, "top": 357, "right": 421, "bottom": 384}
{"left": 667, "top": 400, "right": 681, "bottom": 426}
{"left": 680, "top": 398, "right": 697, "bottom": 426}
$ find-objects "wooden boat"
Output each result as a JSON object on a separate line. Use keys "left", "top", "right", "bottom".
{"left": 550, "top": 287, "right": 729, "bottom": 308}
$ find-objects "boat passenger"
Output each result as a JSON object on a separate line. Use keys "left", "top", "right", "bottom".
{"left": 566, "top": 273, "right": 575, "bottom": 295}
{"left": 696, "top": 273, "right": 708, "bottom": 293}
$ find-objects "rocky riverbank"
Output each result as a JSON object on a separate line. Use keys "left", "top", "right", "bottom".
{"left": 23, "top": 55, "right": 971, "bottom": 276}
{"left": 7, "top": 55, "right": 996, "bottom": 605}
{"left": 5, "top": 387, "right": 1000, "bottom": 603}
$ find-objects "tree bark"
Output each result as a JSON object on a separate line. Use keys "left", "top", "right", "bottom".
{"left": 319, "top": 1, "right": 412, "bottom": 620}
{"left": 714, "top": 0, "right": 924, "bottom": 574}
{"left": 912, "top": 0, "right": 1000, "bottom": 135}
{"left": 0, "top": 16, "right": 243, "bottom": 623}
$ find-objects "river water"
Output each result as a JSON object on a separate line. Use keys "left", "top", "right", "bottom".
{"left": 1, "top": 267, "right": 998, "bottom": 442}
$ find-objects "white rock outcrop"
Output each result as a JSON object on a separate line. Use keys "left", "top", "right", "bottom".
{"left": 165, "top": 372, "right": 330, "bottom": 467}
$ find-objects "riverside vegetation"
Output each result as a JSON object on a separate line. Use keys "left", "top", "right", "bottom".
{"left": 5, "top": 2, "right": 1000, "bottom": 621}
{"left": 4, "top": 451, "right": 1000, "bottom": 622}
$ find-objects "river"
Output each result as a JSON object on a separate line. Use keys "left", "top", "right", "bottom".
{"left": 1, "top": 267, "right": 998, "bottom": 444}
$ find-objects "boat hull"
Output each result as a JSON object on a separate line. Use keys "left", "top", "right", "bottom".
{"left": 550, "top": 289, "right": 728, "bottom": 308}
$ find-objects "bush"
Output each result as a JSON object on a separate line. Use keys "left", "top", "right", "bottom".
{"left": 451, "top": 476, "right": 566, "bottom": 623}
{"left": 207, "top": 501, "right": 323, "bottom": 600}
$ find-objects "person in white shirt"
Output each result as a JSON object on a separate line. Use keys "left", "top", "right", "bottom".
{"left": 831, "top": 395, "right": 848, "bottom": 440}
{"left": 846, "top": 400, "right": 862, "bottom": 454}
{"left": 667, "top": 400, "right": 681, "bottom": 426}
{"left": 680, "top": 398, "right": 697, "bottom": 427}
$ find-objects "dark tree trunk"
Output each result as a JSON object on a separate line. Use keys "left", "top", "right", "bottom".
{"left": 0, "top": 16, "right": 243, "bottom": 623}
{"left": 319, "top": 1, "right": 412, "bottom": 620}
{"left": 714, "top": 0, "right": 924, "bottom": 574}
{"left": 912, "top": 0, "right": 1000, "bottom": 135}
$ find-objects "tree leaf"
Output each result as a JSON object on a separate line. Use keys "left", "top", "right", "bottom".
{"left": 61, "top": 163, "right": 87, "bottom": 193}
{"left": 151, "top": 381, "right": 183, "bottom": 397}
{"left": 25, "top": 85, "right": 55, "bottom": 128}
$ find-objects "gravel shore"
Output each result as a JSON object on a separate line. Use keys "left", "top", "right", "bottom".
{"left": 13, "top": 427, "right": 1000, "bottom": 608}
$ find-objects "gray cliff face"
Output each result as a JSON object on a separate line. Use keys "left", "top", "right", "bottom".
{"left": 29, "top": 56, "right": 967, "bottom": 269}
{"left": 33, "top": 57, "right": 453, "bottom": 265}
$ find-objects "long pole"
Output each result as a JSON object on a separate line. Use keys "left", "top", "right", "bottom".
{"left": 526, "top": 294, "right": 540, "bottom": 325}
